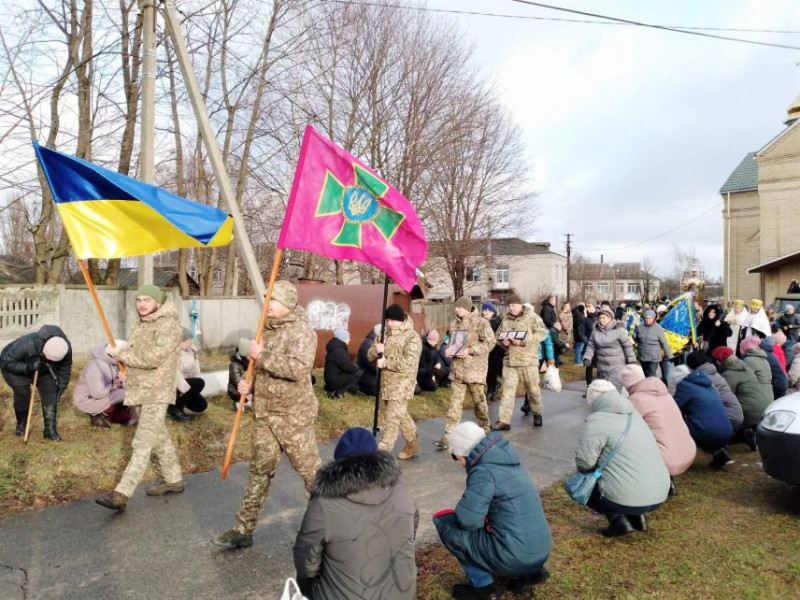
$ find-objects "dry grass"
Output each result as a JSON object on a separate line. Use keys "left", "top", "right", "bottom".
{"left": 416, "top": 447, "right": 800, "bottom": 600}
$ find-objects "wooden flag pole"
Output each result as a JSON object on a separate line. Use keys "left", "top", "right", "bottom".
{"left": 77, "top": 260, "right": 118, "bottom": 348}
{"left": 23, "top": 370, "right": 39, "bottom": 444}
{"left": 221, "top": 249, "right": 283, "bottom": 479}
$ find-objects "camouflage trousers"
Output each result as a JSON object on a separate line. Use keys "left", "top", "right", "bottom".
{"left": 444, "top": 380, "right": 490, "bottom": 437}
{"left": 116, "top": 403, "right": 182, "bottom": 498}
{"left": 377, "top": 377, "right": 417, "bottom": 452}
{"left": 498, "top": 362, "right": 542, "bottom": 424}
{"left": 234, "top": 413, "right": 321, "bottom": 535}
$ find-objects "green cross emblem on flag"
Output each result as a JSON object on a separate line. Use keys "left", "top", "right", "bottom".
{"left": 315, "top": 163, "right": 405, "bottom": 247}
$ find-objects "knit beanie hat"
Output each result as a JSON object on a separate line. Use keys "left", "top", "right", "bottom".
{"left": 334, "top": 427, "right": 377, "bottom": 460}
{"left": 598, "top": 306, "right": 615, "bottom": 319}
{"left": 238, "top": 337, "right": 251, "bottom": 357}
{"left": 385, "top": 303, "right": 405, "bottom": 321}
{"left": 740, "top": 335, "right": 761, "bottom": 354}
{"left": 333, "top": 328, "right": 349, "bottom": 342}
{"left": 448, "top": 421, "right": 486, "bottom": 457}
{"left": 42, "top": 337, "right": 69, "bottom": 361}
{"left": 481, "top": 302, "right": 495, "bottom": 313}
{"left": 271, "top": 280, "right": 298, "bottom": 309}
{"left": 455, "top": 296, "right": 472, "bottom": 311}
{"left": 686, "top": 350, "right": 708, "bottom": 370}
{"left": 619, "top": 364, "right": 645, "bottom": 390}
{"left": 181, "top": 327, "right": 193, "bottom": 341}
{"left": 104, "top": 339, "right": 129, "bottom": 355}
{"left": 749, "top": 298, "right": 763, "bottom": 311}
{"left": 135, "top": 284, "right": 166, "bottom": 305}
{"left": 426, "top": 329, "right": 440, "bottom": 344}
{"left": 711, "top": 346, "right": 734, "bottom": 363}
{"left": 586, "top": 379, "right": 616, "bottom": 406}
{"left": 773, "top": 330, "right": 787, "bottom": 346}
{"left": 507, "top": 294, "right": 523, "bottom": 305}
{"left": 793, "top": 342, "right": 800, "bottom": 356}
{"left": 643, "top": 309, "right": 656, "bottom": 319}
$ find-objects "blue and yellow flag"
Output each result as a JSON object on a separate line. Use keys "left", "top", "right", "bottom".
{"left": 33, "top": 142, "right": 233, "bottom": 259}
{"left": 659, "top": 294, "right": 697, "bottom": 354}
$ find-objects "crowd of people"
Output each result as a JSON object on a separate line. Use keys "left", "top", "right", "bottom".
{"left": 2, "top": 282, "right": 796, "bottom": 600}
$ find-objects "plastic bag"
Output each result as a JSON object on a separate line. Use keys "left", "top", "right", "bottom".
{"left": 542, "top": 365, "right": 562, "bottom": 392}
{"left": 280, "top": 578, "right": 309, "bottom": 600}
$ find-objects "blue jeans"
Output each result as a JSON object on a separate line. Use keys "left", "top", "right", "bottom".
{"left": 573, "top": 341, "right": 585, "bottom": 364}
{"left": 660, "top": 359, "right": 672, "bottom": 386}
{"left": 462, "top": 562, "right": 493, "bottom": 588}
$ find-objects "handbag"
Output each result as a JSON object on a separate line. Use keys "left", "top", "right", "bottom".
{"left": 280, "top": 578, "right": 309, "bottom": 600}
{"left": 542, "top": 365, "right": 562, "bottom": 392}
{"left": 564, "top": 413, "right": 632, "bottom": 505}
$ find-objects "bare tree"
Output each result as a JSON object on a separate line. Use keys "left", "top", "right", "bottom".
{"left": 638, "top": 255, "right": 659, "bottom": 305}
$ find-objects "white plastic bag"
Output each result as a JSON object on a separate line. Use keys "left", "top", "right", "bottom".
{"left": 280, "top": 578, "right": 309, "bottom": 600}
{"left": 542, "top": 365, "right": 562, "bottom": 392}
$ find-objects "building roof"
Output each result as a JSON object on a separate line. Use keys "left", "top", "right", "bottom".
{"left": 428, "top": 237, "right": 562, "bottom": 258}
{"left": 576, "top": 262, "right": 655, "bottom": 280}
{"left": 747, "top": 249, "right": 800, "bottom": 273}
{"left": 719, "top": 152, "right": 758, "bottom": 194}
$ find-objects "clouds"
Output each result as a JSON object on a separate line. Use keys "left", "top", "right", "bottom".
{"left": 437, "top": 0, "right": 800, "bottom": 278}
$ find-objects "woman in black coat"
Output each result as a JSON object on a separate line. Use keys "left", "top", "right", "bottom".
{"left": 357, "top": 327, "right": 379, "bottom": 396}
{"left": 324, "top": 329, "right": 362, "bottom": 398}
{"left": 696, "top": 305, "right": 732, "bottom": 353}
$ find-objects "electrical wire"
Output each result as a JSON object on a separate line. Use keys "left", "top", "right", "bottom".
{"left": 573, "top": 202, "right": 723, "bottom": 252}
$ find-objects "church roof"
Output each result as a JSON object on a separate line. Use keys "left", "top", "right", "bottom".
{"left": 719, "top": 151, "right": 758, "bottom": 194}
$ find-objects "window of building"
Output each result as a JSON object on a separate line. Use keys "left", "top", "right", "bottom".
{"left": 597, "top": 283, "right": 609, "bottom": 294}
{"left": 627, "top": 283, "right": 640, "bottom": 294}
{"left": 465, "top": 266, "right": 481, "bottom": 282}
{"left": 496, "top": 266, "right": 509, "bottom": 284}
{"left": 616, "top": 283, "right": 624, "bottom": 294}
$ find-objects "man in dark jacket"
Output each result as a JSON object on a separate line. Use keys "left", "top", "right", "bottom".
{"left": 539, "top": 296, "right": 557, "bottom": 329}
{"left": 434, "top": 422, "right": 552, "bottom": 599}
{"left": 323, "top": 329, "right": 362, "bottom": 398}
{"left": 777, "top": 305, "right": 800, "bottom": 344}
{"left": 294, "top": 427, "right": 418, "bottom": 600}
{"left": 0, "top": 325, "right": 72, "bottom": 441}
{"left": 572, "top": 304, "right": 587, "bottom": 364}
{"left": 481, "top": 303, "right": 504, "bottom": 400}
{"left": 227, "top": 337, "right": 251, "bottom": 410}
{"left": 418, "top": 330, "right": 448, "bottom": 392}
{"left": 357, "top": 326, "right": 380, "bottom": 396}
{"left": 582, "top": 303, "right": 598, "bottom": 390}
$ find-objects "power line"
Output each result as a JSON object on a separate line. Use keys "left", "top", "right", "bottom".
{"left": 573, "top": 203, "right": 723, "bottom": 253}
{"left": 506, "top": 0, "right": 800, "bottom": 51}
{"left": 326, "top": 0, "right": 800, "bottom": 35}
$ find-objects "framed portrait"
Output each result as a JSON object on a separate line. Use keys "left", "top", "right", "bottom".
{"left": 513, "top": 330, "right": 527, "bottom": 341}
{"left": 449, "top": 330, "right": 469, "bottom": 355}
{"left": 497, "top": 331, "right": 509, "bottom": 341}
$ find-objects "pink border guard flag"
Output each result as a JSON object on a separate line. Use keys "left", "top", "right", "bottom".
{"left": 277, "top": 125, "right": 427, "bottom": 291}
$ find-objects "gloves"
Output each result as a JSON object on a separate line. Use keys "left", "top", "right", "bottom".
{"left": 583, "top": 359, "right": 591, "bottom": 368}
{"left": 27, "top": 359, "right": 42, "bottom": 374}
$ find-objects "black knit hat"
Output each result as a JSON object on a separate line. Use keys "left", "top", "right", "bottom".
{"left": 385, "top": 303, "right": 405, "bottom": 321}
{"left": 686, "top": 350, "right": 708, "bottom": 371}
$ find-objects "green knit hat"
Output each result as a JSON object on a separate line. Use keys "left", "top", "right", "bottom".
{"left": 135, "top": 284, "right": 166, "bottom": 304}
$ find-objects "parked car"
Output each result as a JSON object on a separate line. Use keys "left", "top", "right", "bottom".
{"left": 756, "top": 392, "right": 800, "bottom": 486}
{"left": 773, "top": 294, "right": 800, "bottom": 316}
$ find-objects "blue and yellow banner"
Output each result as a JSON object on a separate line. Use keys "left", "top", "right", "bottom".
{"left": 659, "top": 294, "right": 697, "bottom": 354}
{"left": 33, "top": 142, "right": 233, "bottom": 259}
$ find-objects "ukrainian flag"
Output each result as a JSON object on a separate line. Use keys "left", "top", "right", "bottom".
{"left": 659, "top": 293, "right": 697, "bottom": 354}
{"left": 33, "top": 142, "right": 233, "bottom": 259}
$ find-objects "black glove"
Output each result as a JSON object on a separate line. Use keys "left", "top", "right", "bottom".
{"left": 583, "top": 359, "right": 591, "bottom": 368}
{"left": 27, "top": 359, "right": 42, "bottom": 374}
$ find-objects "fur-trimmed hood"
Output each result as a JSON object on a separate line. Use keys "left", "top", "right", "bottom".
{"left": 312, "top": 451, "right": 400, "bottom": 505}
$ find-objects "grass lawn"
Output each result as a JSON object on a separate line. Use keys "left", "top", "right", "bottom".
{"left": 416, "top": 444, "right": 800, "bottom": 600}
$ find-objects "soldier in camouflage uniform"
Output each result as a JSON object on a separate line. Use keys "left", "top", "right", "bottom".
{"left": 493, "top": 294, "right": 548, "bottom": 431}
{"left": 212, "top": 281, "right": 321, "bottom": 550}
{"left": 96, "top": 285, "right": 184, "bottom": 511}
{"left": 434, "top": 297, "right": 494, "bottom": 450}
{"left": 368, "top": 304, "right": 421, "bottom": 460}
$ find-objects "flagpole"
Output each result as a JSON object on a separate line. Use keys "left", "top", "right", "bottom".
{"left": 371, "top": 277, "right": 390, "bottom": 437}
{"left": 221, "top": 249, "right": 283, "bottom": 479}
{"left": 77, "top": 260, "right": 118, "bottom": 348}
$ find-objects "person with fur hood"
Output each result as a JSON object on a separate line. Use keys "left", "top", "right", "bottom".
{"left": 294, "top": 427, "right": 418, "bottom": 600}
{"left": 582, "top": 306, "right": 636, "bottom": 391}
{"left": 696, "top": 305, "right": 732, "bottom": 354}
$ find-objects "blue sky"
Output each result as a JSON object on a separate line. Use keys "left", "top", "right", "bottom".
{"left": 426, "top": 0, "right": 800, "bottom": 279}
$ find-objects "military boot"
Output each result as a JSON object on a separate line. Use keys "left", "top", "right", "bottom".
{"left": 210, "top": 529, "right": 253, "bottom": 550}
{"left": 397, "top": 437, "right": 419, "bottom": 460}
{"left": 14, "top": 410, "right": 27, "bottom": 437}
{"left": 146, "top": 480, "right": 185, "bottom": 496}
{"left": 433, "top": 437, "right": 449, "bottom": 451}
{"left": 42, "top": 404, "right": 62, "bottom": 442}
{"left": 95, "top": 491, "right": 128, "bottom": 511}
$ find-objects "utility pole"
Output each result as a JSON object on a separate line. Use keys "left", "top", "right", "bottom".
{"left": 564, "top": 233, "right": 572, "bottom": 304}
{"left": 137, "top": 0, "right": 156, "bottom": 286}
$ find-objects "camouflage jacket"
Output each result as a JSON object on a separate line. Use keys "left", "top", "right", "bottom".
{"left": 367, "top": 317, "right": 421, "bottom": 385}
{"left": 252, "top": 305, "right": 318, "bottom": 424}
{"left": 448, "top": 311, "right": 495, "bottom": 384}
{"left": 118, "top": 301, "right": 182, "bottom": 406}
{"left": 497, "top": 307, "right": 548, "bottom": 367}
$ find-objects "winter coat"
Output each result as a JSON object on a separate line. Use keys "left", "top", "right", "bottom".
{"left": 583, "top": 318, "right": 636, "bottom": 389}
{"left": 559, "top": 310, "right": 573, "bottom": 334}
{"left": 540, "top": 300, "right": 557, "bottom": 329}
{"left": 324, "top": 337, "right": 359, "bottom": 391}
{"left": 487, "top": 314, "right": 504, "bottom": 371}
{"left": 417, "top": 337, "right": 440, "bottom": 383}
{"left": 117, "top": 302, "right": 181, "bottom": 407}
{"left": 573, "top": 308, "right": 587, "bottom": 344}
{"left": 635, "top": 322, "right": 673, "bottom": 363}
{"left": 778, "top": 312, "right": 800, "bottom": 342}
{"left": 227, "top": 350, "right": 249, "bottom": 401}
{"left": 0, "top": 324, "right": 72, "bottom": 390}
{"left": 367, "top": 317, "right": 421, "bottom": 386}
{"left": 696, "top": 306, "right": 732, "bottom": 353}
{"left": 575, "top": 390, "right": 670, "bottom": 507}
{"left": 759, "top": 338, "right": 789, "bottom": 400}
{"left": 789, "top": 357, "right": 800, "bottom": 390}
{"left": 176, "top": 346, "right": 201, "bottom": 394}
{"left": 448, "top": 311, "right": 495, "bottom": 384}
{"left": 538, "top": 332, "right": 554, "bottom": 362}
{"left": 695, "top": 363, "right": 744, "bottom": 432}
{"left": 250, "top": 305, "right": 317, "bottom": 423}
{"left": 673, "top": 371, "right": 733, "bottom": 450}
{"left": 626, "top": 377, "right": 696, "bottom": 476}
{"left": 294, "top": 451, "right": 418, "bottom": 600}
{"left": 435, "top": 433, "right": 552, "bottom": 577}
{"left": 581, "top": 312, "right": 597, "bottom": 347}
{"left": 73, "top": 344, "right": 124, "bottom": 415}
{"left": 717, "top": 356, "right": 772, "bottom": 428}
{"left": 772, "top": 343, "right": 787, "bottom": 373}
{"left": 357, "top": 331, "right": 378, "bottom": 393}
{"left": 741, "top": 348, "right": 775, "bottom": 404}
{"left": 497, "top": 307, "right": 548, "bottom": 367}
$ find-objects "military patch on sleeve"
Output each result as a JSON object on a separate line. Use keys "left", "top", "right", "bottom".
{"left": 156, "top": 335, "right": 170, "bottom": 346}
